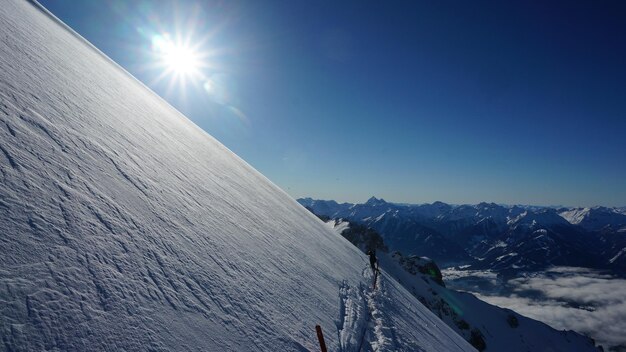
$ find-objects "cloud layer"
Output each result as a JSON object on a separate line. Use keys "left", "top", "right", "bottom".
{"left": 446, "top": 267, "right": 626, "bottom": 350}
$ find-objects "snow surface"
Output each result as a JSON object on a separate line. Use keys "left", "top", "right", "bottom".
{"left": 325, "top": 219, "right": 350, "bottom": 236}
{"left": 0, "top": 1, "right": 475, "bottom": 351}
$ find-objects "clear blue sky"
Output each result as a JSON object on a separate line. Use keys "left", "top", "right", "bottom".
{"left": 39, "top": 0, "right": 626, "bottom": 207}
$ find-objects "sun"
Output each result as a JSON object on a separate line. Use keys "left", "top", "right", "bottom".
{"left": 151, "top": 33, "right": 204, "bottom": 84}
{"left": 163, "top": 45, "right": 199, "bottom": 75}
{"left": 142, "top": 24, "right": 249, "bottom": 126}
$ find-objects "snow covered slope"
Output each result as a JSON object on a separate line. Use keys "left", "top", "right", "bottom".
{"left": 325, "top": 220, "right": 600, "bottom": 352}
{"left": 559, "top": 207, "right": 626, "bottom": 231}
{"left": 0, "top": 1, "right": 475, "bottom": 351}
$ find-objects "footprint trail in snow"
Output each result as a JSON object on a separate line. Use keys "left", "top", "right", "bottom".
{"left": 335, "top": 267, "right": 403, "bottom": 352}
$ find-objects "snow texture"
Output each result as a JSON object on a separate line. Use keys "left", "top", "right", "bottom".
{"left": 0, "top": 1, "right": 475, "bottom": 351}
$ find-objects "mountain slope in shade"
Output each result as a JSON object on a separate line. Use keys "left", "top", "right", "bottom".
{"left": 0, "top": 1, "right": 475, "bottom": 351}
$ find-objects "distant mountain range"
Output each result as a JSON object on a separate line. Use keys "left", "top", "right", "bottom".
{"left": 298, "top": 197, "right": 626, "bottom": 276}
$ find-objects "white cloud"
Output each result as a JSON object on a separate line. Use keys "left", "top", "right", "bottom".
{"left": 473, "top": 267, "right": 626, "bottom": 350}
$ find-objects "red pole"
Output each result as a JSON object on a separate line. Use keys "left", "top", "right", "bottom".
{"left": 315, "top": 325, "right": 328, "bottom": 352}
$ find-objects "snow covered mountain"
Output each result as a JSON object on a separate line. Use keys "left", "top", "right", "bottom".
{"left": 322, "top": 218, "right": 600, "bottom": 352}
{"left": 299, "top": 198, "right": 626, "bottom": 274}
{"left": 0, "top": 1, "right": 476, "bottom": 351}
{"left": 559, "top": 207, "right": 626, "bottom": 232}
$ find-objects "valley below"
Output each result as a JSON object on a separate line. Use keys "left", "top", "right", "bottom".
{"left": 443, "top": 266, "right": 626, "bottom": 351}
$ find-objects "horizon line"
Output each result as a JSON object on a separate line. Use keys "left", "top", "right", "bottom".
{"left": 297, "top": 196, "right": 626, "bottom": 210}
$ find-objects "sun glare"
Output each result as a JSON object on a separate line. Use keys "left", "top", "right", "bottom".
{"left": 162, "top": 45, "right": 198, "bottom": 74}
{"left": 141, "top": 15, "right": 247, "bottom": 124}
{"left": 152, "top": 34, "right": 202, "bottom": 78}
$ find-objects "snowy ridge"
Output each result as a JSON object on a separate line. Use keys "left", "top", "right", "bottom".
{"left": 559, "top": 207, "right": 626, "bottom": 231}
{"left": 0, "top": 1, "right": 474, "bottom": 350}
{"left": 25, "top": 0, "right": 167, "bottom": 108}
{"left": 324, "top": 217, "right": 600, "bottom": 351}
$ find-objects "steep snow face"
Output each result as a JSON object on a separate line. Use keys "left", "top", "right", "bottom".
{"left": 560, "top": 208, "right": 593, "bottom": 225}
{"left": 0, "top": 1, "right": 474, "bottom": 351}
{"left": 559, "top": 207, "right": 626, "bottom": 231}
